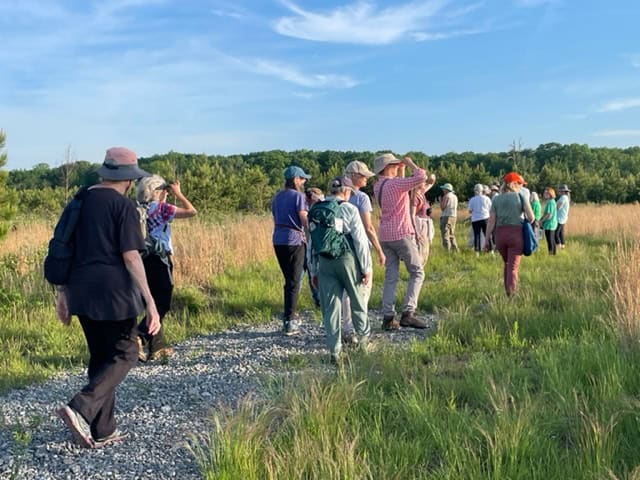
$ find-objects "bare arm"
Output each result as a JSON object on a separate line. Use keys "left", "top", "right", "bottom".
{"left": 523, "top": 201, "right": 535, "bottom": 224}
{"left": 122, "top": 250, "right": 160, "bottom": 335}
{"left": 360, "top": 210, "right": 386, "bottom": 266}
{"left": 299, "top": 210, "right": 309, "bottom": 230}
{"left": 168, "top": 181, "right": 197, "bottom": 219}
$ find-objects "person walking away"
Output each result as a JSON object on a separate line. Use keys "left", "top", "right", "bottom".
{"left": 484, "top": 172, "right": 535, "bottom": 297}
{"left": 272, "top": 165, "right": 311, "bottom": 336}
{"left": 555, "top": 184, "right": 571, "bottom": 249}
{"left": 468, "top": 183, "right": 492, "bottom": 256}
{"left": 339, "top": 160, "right": 385, "bottom": 345}
{"left": 303, "top": 187, "right": 325, "bottom": 308}
{"left": 439, "top": 183, "right": 459, "bottom": 252}
{"left": 54, "top": 147, "right": 160, "bottom": 448}
{"left": 135, "top": 176, "right": 197, "bottom": 362}
{"left": 540, "top": 187, "right": 558, "bottom": 255}
{"left": 373, "top": 153, "right": 434, "bottom": 330}
{"left": 308, "top": 176, "right": 372, "bottom": 364}
{"left": 411, "top": 180, "right": 435, "bottom": 265}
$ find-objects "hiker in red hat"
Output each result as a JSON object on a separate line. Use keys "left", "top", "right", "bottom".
{"left": 485, "top": 172, "right": 535, "bottom": 296}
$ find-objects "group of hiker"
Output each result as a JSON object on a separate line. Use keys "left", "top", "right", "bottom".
{"left": 271, "top": 155, "right": 571, "bottom": 361}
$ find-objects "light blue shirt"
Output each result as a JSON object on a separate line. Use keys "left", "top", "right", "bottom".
{"left": 556, "top": 194, "right": 570, "bottom": 224}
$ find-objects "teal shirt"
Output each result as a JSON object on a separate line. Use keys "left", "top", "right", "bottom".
{"left": 531, "top": 200, "right": 542, "bottom": 221}
{"left": 542, "top": 200, "right": 557, "bottom": 230}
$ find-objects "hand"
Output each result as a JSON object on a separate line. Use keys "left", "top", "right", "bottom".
{"left": 167, "top": 180, "right": 182, "bottom": 196}
{"left": 362, "top": 272, "right": 372, "bottom": 286}
{"left": 377, "top": 251, "right": 386, "bottom": 267}
{"left": 427, "top": 173, "right": 436, "bottom": 184}
{"left": 145, "top": 304, "right": 161, "bottom": 336}
{"left": 311, "top": 276, "right": 319, "bottom": 289}
{"left": 55, "top": 291, "right": 71, "bottom": 326}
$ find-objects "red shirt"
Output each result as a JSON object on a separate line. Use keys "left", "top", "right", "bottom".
{"left": 373, "top": 168, "right": 426, "bottom": 242}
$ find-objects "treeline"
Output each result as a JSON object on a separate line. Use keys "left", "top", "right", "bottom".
{"left": 8, "top": 143, "right": 640, "bottom": 216}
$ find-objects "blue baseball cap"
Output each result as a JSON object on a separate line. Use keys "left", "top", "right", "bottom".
{"left": 284, "top": 165, "right": 311, "bottom": 180}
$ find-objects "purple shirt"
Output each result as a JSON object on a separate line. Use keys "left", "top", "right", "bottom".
{"left": 271, "top": 189, "right": 307, "bottom": 245}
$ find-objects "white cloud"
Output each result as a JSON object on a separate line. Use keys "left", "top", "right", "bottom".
{"left": 596, "top": 98, "right": 640, "bottom": 113}
{"left": 593, "top": 129, "right": 640, "bottom": 138}
{"left": 273, "top": 0, "right": 476, "bottom": 45}
{"left": 249, "top": 59, "right": 358, "bottom": 89}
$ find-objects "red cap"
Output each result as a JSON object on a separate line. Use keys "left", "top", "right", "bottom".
{"left": 503, "top": 171, "right": 526, "bottom": 185}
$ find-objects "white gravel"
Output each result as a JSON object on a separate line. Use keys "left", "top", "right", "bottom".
{"left": 0, "top": 312, "right": 435, "bottom": 480}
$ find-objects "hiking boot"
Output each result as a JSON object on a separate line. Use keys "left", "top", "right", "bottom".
{"left": 400, "top": 311, "right": 427, "bottom": 329}
{"left": 149, "top": 346, "right": 174, "bottom": 361}
{"left": 284, "top": 319, "right": 300, "bottom": 336}
{"left": 136, "top": 336, "right": 147, "bottom": 363}
{"left": 381, "top": 314, "right": 399, "bottom": 331}
{"left": 342, "top": 331, "right": 359, "bottom": 347}
{"left": 57, "top": 405, "right": 94, "bottom": 448}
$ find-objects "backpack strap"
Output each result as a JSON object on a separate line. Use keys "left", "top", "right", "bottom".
{"left": 376, "top": 179, "right": 390, "bottom": 209}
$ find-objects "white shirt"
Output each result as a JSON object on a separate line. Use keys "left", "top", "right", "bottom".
{"left": 468, "top": 195, "right": 492, "bottom": 222}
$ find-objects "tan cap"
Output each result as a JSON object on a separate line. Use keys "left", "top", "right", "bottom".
{"left": 344, "top": 160, "right": 374, "bottom": 178}
{"left": 373, "top": 153, "right": 401, "bottom": 174}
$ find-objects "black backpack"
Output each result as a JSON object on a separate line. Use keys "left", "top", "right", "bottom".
{"left": 43, "top": 187, "right": 89, "bottom": 285}
{"left": 308, "top": 199, "right": 350, "bottom": 259}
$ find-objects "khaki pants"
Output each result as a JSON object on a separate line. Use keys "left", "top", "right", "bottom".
{"left": 380, "top": 236, "right": 425, "bottom": 317}
{"left": 439, "top": 215, "right": 459, "bottom": 252}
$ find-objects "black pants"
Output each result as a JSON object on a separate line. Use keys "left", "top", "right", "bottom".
{"left": 69, "top": 317, "right": 138, "bottom": 440}
{"left": 555, "top": 223, "right": 566, "bottom": 246}
{"left": 471, "top": 219, "right": 488, "bottom": 252}
{"left": 274, "top": 244, "right": 305, "bottom": 322}
{"left": 545, "top": 229, "right": 557, "bottom": 255}
{"left": 138, "top": 254, "right": 173, "bottom": 353}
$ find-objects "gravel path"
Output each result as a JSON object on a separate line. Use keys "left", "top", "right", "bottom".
{"left": 0, "top": 312, "right": 435, "bottom": 480}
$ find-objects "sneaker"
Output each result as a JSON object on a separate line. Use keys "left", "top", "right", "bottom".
{"left": 148, "top": 346, "right": 174, "bottom": 361}
{"left": 284, "top": 319, "right": 301, "bottom": 336}
{"left": 136, "top": 337, "right": 147, "bottom": 363}
{"left": 400, "top": 311, "right": 427, "bottom": 329}
{"left": 57, "top": 405, "right": 94, "bottom": 448}
{"left": 94, "top": 430, "right": 128, "bottom": 448}
{"left": 381, "top": 314, "right": 399, "bottom": 331}
{"left": 342, "top": 331, "right": 359, "bottom": 346}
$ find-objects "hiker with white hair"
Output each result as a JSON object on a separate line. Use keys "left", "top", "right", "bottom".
{"left": 135, "top": 175, "right": 197, "bottom": 362}
{"left": 468, "top": 183, "right": 492, "bottom": 256}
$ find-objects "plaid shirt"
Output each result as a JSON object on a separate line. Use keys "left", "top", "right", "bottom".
{"left": 373, "top": 168, "right": 426, "bottom": 242}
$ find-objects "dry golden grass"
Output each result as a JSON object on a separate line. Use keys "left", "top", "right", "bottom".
{"left": 0, "top": 215, "right": 275, "bottom": 285}
{"left": 567, "top": 203, "right": 640, "bottom": 238}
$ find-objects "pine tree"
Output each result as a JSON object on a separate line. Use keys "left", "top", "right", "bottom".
{"left": 0, "top": 130, "right": 17, "bottom": 239}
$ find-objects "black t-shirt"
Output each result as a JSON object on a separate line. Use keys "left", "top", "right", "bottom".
{"left": 66, "top": 187, "right": 145, "bottom": 321}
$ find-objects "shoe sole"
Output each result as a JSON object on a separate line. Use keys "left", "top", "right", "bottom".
{"left": 284, "top": 330, "right": 300, "bottom": 337}
{"left": 93, "top": 432, "right": 129, "bottom": 449}
{"left": 57, "top": 406, "right": 94, "bottom": 448}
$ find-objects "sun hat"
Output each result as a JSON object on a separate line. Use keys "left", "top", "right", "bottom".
{"left": 96, "top": 147, "right": 150, "bottom": 181}
{"left": 440, "top": 183, "right": 454, "bottom": 192}
{"left": 329, "top": 175, "right": 355, "bottom": 193}
{"left": 373, "top": 153, "right": 401, "bottom": 174}
{"left": 558, "top": 184, "right": 571, "bottom": 192}
{"left": 344, "top": 160, "right": 375, "bottom": 178}
{"left": 284, "top": 165, "right": 311, "bottom": 180}
{"left": 503, "top": 171, "right": 527, "bottom": 185}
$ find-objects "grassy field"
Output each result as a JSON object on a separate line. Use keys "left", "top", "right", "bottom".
{"left": 2, "top": 204, "right": 640, "bottom": 478}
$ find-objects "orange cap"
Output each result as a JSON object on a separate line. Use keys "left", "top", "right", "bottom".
{"left": 503, "top": 171, "right": 526, "bottom": 185}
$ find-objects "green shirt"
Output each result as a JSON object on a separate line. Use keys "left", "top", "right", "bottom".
{"left": 491, "top": 192, "right": 525, "bottom": 226}
{"left": 541, "top": 200, "right": 557, "bottom": 230}
{"left": 531, "top": 200, "right": 542, "bottom": 221}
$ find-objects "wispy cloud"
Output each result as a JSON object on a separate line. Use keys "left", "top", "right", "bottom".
{"left": 248, "top": 59, "right": 358, "bottom": 89}
{"left": 593, "top": 129, "right": 640, "bottom": 138}
{"left": 596, "top": 97, "right": 640, "bottom": 113}
{"left": 273, "top": 0, "right": 484, "bottom": 45}
{"left": 628, "top": 54, "right": 640, "bottom": 68}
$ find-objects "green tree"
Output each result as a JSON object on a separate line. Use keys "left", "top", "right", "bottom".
{"left": 0, "top": 130, "right": 17, "bottom": 238}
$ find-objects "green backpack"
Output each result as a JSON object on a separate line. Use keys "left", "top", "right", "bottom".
{"left": 308, "top": 199, "right": 350, "bottom": 259}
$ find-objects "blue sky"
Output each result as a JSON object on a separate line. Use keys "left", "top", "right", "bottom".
{"left": 1, "top": 0, "right": 639, "bottom": 169}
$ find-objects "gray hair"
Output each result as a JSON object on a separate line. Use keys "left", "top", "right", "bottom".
{"left": 136, "top": 174, "right": 165, "bottom": 203}
{"left": 474, "top": 183, "right": 484, "bottom": 194}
